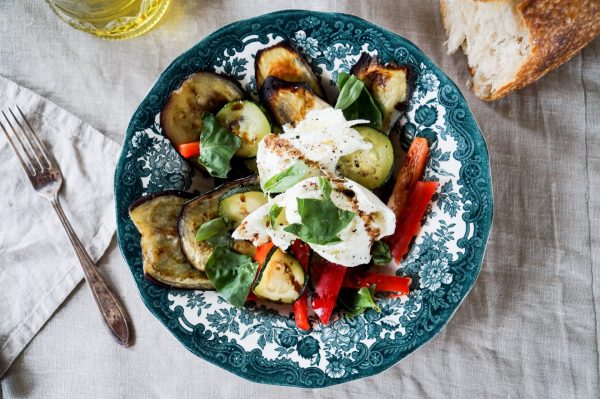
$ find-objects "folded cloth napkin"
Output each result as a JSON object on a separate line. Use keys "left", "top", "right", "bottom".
{"left": 0, "top": 77, "right": 120, "bottom": 377}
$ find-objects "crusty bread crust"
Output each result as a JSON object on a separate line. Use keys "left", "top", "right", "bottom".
{"left": 440, "top": 0, "right": 600, "bottom": 101}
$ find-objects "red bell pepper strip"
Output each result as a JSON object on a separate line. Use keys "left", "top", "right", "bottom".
{"left": 290, "top": 240, "right": 310, "bottom": 270}
{"left": 292, "top": 293, "right": 311, "bottom": 331}
{"left": 342, "top": 272, "right": 411, "bottom": 295}
{"left": 253, "top": 242, "right": 274, "bottom": 266}
{"left": 311, "top": 258, "right": 347, "bottom": 325}
{"left": 387, "top": 137, "right": 429, "bottom": 219}
{"left": 246, "top": 292, "right": 258, "bottom": 302}
{"left": 389, "top": 181, "right": 439, "bottom": 262}
{"left": 247, "top": 242, "right": 275, "bottom": 303}
{"left": 177, "top": 142, "right": 200, "bottom": 158}
{"left": 290, "top": 240, "right": 311, "bottom": 331}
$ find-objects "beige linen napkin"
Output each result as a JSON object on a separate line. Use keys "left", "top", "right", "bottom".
{"left": 0, "top": 77, "right": 120, "bottom": 376}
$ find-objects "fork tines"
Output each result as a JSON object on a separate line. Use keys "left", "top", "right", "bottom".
{"left": 0, "top": 106, "right": 53, "bottom": 176}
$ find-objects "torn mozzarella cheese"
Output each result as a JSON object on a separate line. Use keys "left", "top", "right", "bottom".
{"left": 256, "top": 108, "right": 372, "bottom": 189}
{"left": 233, "top": 177, "right": 395, "bottom": 267}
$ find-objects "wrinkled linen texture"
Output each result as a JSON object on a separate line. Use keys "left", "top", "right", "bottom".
{"left": 0, "top": 77, "right": 120, "bottom": 376}
{"left": 0, "top": 0, "right": 599, "bottom": 398}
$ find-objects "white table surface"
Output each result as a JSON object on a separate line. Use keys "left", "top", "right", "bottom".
{"left": 1, "top": 1, "right": 599, "bottom": 398}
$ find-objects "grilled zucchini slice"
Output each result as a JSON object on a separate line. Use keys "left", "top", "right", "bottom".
{"left": 218, "top": 185, "right": 267, "bottom": 226}
{"left": 129, "top": 191, "right": 213, "bottom": 290}
{"left": 216, "top": 100, "right": 271, "bottom": 158}
{"left": 261, "top": 77, "right": 331, "bottom": 126}
{"left": 350, "top": 53, "right": 412, "bottom": 134}
{"left": 253, "top": 247, "right": 306, "bottom": 304}
{"left": 178, "top": 176, "right": 258, "bottom": 272}
{"left": 338, "top": 126, "right": 394, "bottom": 189}
{"left": 255, "top": 42, "right": 325, "bottom": 98}
{"left": 160, "top": 71, "right": 244, "bottom": 165}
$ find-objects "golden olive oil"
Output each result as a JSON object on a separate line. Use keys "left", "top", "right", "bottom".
{"left": 45, "top": 0, "right": 171, "bottom": 39}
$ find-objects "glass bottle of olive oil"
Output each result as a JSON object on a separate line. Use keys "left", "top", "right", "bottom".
{"left": 44, "top": 0, "right": 171, "bottom": 39}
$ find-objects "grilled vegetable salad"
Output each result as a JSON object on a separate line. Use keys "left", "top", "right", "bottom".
{"left": 130, "top": 41, "right": 438, "bottom": 330}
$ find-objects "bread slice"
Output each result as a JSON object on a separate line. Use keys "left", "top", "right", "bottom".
{"left": 440, "top": 0, "right": 600, "bottom": 100}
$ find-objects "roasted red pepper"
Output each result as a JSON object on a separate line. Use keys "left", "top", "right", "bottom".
{"left": 290, "top": 240, "right": 311, "bottom": 331}
{"left": 388, "top": 181, "right": 438, "bottom": 262}
{"left": 290, "top": 240, "right": 310, "bottom": 270}
{"left": 342, "top": 272, "right": 411, "bottom": 295}
{"left": 246, "top": 292, "right": 258, "bottom": 303}
{"left": 177, "top": 142, "right": 200, "bottom": 158}
{"left": 254, "top": 241, "right": 274, "bottom": 266}
{"left": 387, "top": 137, "right": 429, "bottom": 219}
{"left": 247, "top": 242, "right": 275, "bottom": 304}
{"left": 311, "top": 258, "right": 347, "bottom": 325}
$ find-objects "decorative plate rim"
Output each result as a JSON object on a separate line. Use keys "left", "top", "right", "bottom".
{"left": 114, "top": 9, "right": 493, "bottom": 388}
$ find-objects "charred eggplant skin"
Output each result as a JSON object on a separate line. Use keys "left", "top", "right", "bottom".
{"left": 177, "top": 175, "right": 259, "bottom": 272}
{"left": 211, "top": 175, "right": 259, "bottom": 195}
{"left": 350, "top": 53, "right": 413, "bottom": 133}
{"left": 261, "top": 76, "right": 331, "bottom": 126}
{"left": 129, "top": 190, "right": 213, "bottom": 290}
{"left": 128, "top": 190, "right": 194, "bottom": 213}
{"left": 255, "top": 41, "right": 326, "bottom": 99}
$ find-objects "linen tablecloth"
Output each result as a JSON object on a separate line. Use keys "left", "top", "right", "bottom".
{"left": 0, "top": 76, "right": 120, "bottom": 377}
{"left": 1, "top": 1, "right": 598, "bottom": 397}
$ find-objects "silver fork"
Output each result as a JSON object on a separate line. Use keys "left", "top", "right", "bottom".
{"left": 0, "top": 106, "right": 132, "bottom": 347}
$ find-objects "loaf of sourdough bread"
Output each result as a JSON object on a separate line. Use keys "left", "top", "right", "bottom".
{"left": 440, "top": 0, "right": 600, "bottom": 100}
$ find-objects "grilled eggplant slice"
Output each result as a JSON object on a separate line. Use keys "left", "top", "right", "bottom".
{"left": 350, "top": 53, "right": 412, "bottom": 134}
{"left": 255, "top": 42, "right": 325, "bottom": 98}
{"left": 178, "top": 176, "right": 259, "bottom": 272}
{"left": 129, "top": 191, "right": 213, "bottom": 289}
{"left": 160, "top": 71, "right": 245, "bottom": 165}
{"left": 261, "top": 77, "right": 330, "bottom": 126}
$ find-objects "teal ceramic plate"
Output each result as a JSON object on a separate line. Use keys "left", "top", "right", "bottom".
{"left": 115, "top": 10, "right": 492, "bottom": 387}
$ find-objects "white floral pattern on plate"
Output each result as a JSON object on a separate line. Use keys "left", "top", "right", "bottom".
{"left": 115, "top": 10, "right": 492, "bottom": 388}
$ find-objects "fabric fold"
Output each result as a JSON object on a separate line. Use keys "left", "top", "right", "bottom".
{"left": 0, "top": 76, "right": 120, "bottom": 377}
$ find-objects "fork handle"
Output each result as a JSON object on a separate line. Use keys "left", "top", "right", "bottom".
{"left": 51, "top": 197, "right": 132, "bottom": 347}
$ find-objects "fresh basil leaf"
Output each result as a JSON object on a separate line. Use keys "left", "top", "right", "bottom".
{"left": 198, "top": 113, "right": 242, "bottom": 178}
{"left": 338, "top": 285, "right": 380, "bottom": 318}
{"left": 357, "top": 89, "right": 383, "bottom": 130}
{"left": 342, "top": 89, "right": 383, "bottom": 130}
{"left": 195, "top": 217, "right": 232, "bottom": 247}
{"left": 284, "top": 178, "right": 355, "bottom": 245}
{"left": 335, "top": 73, "right": 384, "bottom": 130}
{"left": 372, "top": 241, "right": 392, "bottom": 266}
{"left": 337, "top": 72, "right": 350, "bottom": 89}
{"left": 319, "top": 176, "right": 332, "bottom": 199}
{"left": 205, "top": 246, "right": 258, "bottom": 308}
{"left": 263, "top": 161, "right": 310, "bottom": 193}
{"left": 268, "top": 204, "right": 283, "bottom": 228}
{"left": 335, "top": 75, "right": 364, "bottom": 110}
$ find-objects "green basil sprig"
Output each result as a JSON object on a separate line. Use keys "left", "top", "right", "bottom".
{"left": 205, "top": 246, "right": 258, "bottom": 308}
{"left": 335, "top": 72, "right": 383, "bottom": 130}
{"left": 198, "top": 113, "right": 241, "bottom": 178}
{"left": 268, "top": 204, "right": 283, "bottom": 228}
{"left": 284, "top": 177, "right": 355, "bottom": 245}
{"left": 338, "top": 285, "right": 380, "bottom": 318}
{"left": 372, "top": 241, "right": 392, "bottom": 266}
{"left": 195, "top": 217, "right": 232, "bottom": 247}
{"left": 335, "top": 73, "right": 365, "bottom": 109}
{"left": 263, "top": 161, "right": 310, "bottom": 193}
